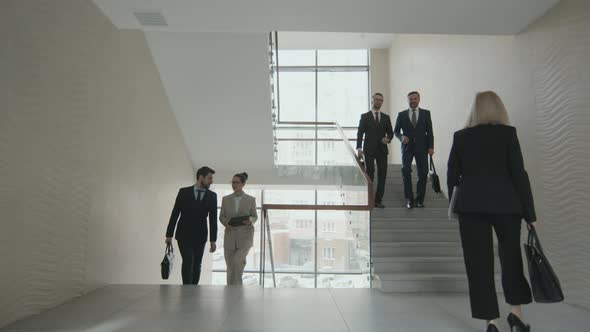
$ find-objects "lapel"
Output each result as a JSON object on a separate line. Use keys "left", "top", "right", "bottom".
{"left": 378, "top": 112, "right": 386, "bottom": 128}
{"left": 417, "top": 109, "right": 426, "bottom": 128}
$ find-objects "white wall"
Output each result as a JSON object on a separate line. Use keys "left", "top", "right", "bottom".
{"left": 370, "top": 49, "right": 392, "bottom": 118}
{"left": 388, "top": 35, "right": 538, "bottom": 193}
{"left": 144, "top": 31, "right": 275, "bottom": 182}
{"left": 369, "top": 49, "right": 395, "bottom": 163}
{"left": 0, "top": 0, "right": 193, "bottom": 327}
{"left": 517, "top": 0, "right": 590, "bottom": 309}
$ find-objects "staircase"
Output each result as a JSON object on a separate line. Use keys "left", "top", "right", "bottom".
{"left": 371, "top": 164, "right": 500, "bottom": 292}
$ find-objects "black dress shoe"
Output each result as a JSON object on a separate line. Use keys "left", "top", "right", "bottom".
{"left": 415, "top": 202, "right": 425, "bottom": 208}
{"left": 507, "top": 313, "right": 531, "bottom": 332}
{"left": 405, "top": 200, "right": 413, "bottom": 209}
{"left": 486, "top": 323, "right": 499, "bottom": 332}
{"left": 375, "top": 202, "right": 385, "bottom": 209}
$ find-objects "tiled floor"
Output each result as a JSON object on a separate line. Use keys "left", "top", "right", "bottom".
{"left": 2, "top": 285, "right": 589, "bottom": 332}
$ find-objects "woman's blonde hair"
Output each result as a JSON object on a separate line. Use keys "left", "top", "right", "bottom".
{"left": 465, "top": 91, "right": 510, "bottom": 128}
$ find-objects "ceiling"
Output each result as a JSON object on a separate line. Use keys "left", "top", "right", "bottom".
{"left": 93, "top": 0, "right": 559, "bottom": 35}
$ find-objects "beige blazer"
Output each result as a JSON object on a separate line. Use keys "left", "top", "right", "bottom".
{"left": 219, "top": 192, "right": 258, "bottom": 249}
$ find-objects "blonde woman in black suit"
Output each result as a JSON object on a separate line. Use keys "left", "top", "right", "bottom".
{"left": 447, "top": 91, "right": 537, "bottom": 332}
{"left": 219, "top": 172, "right": 257, "bottom": 286}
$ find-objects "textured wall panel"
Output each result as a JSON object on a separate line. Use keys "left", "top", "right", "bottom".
{"left": 523, "top": 0, "right": 590, "bottom": 309}
{"left": 0, "top": 0, "right": 193, "bottom": 327}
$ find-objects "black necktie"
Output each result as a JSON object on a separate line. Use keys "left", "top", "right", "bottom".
{"left": 375, "top": 112, "right": 380, "bottom": 126}
{"left": 411, "top": 109, "right": 417, "bottom": 127}
{"left": 197, "top": 189, "right": 205, "bottom": 201}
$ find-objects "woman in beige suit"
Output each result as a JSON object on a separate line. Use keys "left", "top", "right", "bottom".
{"left": 219, "top": 172, "right": 258, "bottom": 286}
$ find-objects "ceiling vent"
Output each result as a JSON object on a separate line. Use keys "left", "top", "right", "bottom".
{"left": 133, "top": 12, "right": 168, "bottom": 27}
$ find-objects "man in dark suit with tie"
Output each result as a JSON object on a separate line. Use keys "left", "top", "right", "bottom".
{"left": 356, "top": 93, "right": 394, "bottom": 209}
{"left": 394, "top": 91, "right": 434, "bottom": 209}
{"left": 165, "top": 166, "right": 218, "bottom": 285}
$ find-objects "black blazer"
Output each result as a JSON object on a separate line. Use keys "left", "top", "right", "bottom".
{"left": 356, "top": 111, "right": 394, "bottom": 156}
{"left": 447, "top": 125, "right": 536, "bottom": 223}
{"left": 166, "top": 186, "right": 218, "bottom": 243}
{"left": 394, "top": 109, "right": 434, "bottom": 152}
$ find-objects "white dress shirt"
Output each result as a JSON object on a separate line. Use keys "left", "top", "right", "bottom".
{"left": 193, "top": 185, "right": 206, "bottom": 201}
{"left": 234, "top": 194, "right": 242, "bottom": 214}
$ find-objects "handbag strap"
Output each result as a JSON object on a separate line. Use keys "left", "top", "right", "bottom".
{"left": 165, "top": 243, "right": 174, "bottom": 255}
{"left": 527, "top": 225, "right": 545, "bottom": 255}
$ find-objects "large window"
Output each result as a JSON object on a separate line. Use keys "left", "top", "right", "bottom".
{"left": 263, "top": 190, "right": 370, "bottom": 288}
{"left": 274, "top": 49, "right": 370, "bottom": 165}
{"left": 210, "top": 186, "right": 370, "bottom": 288}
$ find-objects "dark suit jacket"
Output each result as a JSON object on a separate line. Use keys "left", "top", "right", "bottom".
{"left": 166, "top": 186, "right": 218, "bottom": 243}
{"left": 356, "top": 111, "right": 394, "bottom": 156}
{"left": 394, "top": 109, "right": 434, "bottom": 153}
{"left": 447, "top": 124, "right": 536, "bottom": 223}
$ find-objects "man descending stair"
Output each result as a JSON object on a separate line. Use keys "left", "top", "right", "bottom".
{"left": 393, "top": 91, "right": 435, "bottom": 209}
{"left": 357, "top": 92, "right": 394, "bottom": 209}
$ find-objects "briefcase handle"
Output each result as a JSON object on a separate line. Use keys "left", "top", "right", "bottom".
{"left": 165, "top": 243, "right": 174, "bottom": 255}
{"left": 429, "top": 155, "right": 437, "bottom": 175}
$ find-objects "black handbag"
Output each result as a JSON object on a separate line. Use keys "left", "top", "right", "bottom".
{"left": 429, "top": 155, "right": 442, "bottom": 194}
{"left": 524, "top": 225, "right": 564, "bottom": 303}
{"left": 160, "top": 243, "right": 175, "bottom": 280}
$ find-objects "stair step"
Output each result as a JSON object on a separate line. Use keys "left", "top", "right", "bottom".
{"left": 384, "top": 173, "right": 432, "bottom": 178}
{"left": 382, "top": 178, "right": 441, "bottom": 184}
{"left": 380, "top": 193, "right": 448, "bottom": 200}
{"left": 371, "top": 229, "right": 460, "bottom": 242}
{"left": 371, "top": 219, "right": 457, "bottom": 229}
{"left": 371, "top": 208, "right": 448, "bottom": 219}
{"left": 370, "top": 169, "right": 465, "bottom": 293}
{"left": 371, "top": 241, "right": 462, "bottom": 257}
{"left": 378, "top": 197, "right": 448, "bottom": 205}
{"left": 372, "top": 257, "right": 465, "bottom": 273}
{"left": 374, "top": 187, "right": 444, "bottom": 198}
{"left": 374, "top": 273, "right": 468, "bottom": 292}
{"left": 379, "top": 199, "right": 450, "bottom": 208}
{"left": 380, "top": 195, "right": 448, "bottom": 202}
{"left": 374, "top": 273, "right": 501, "bottom": 293}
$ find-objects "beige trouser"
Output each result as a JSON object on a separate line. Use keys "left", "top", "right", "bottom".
{"left": 224, "top": 225, "right": 254, "bottom": 285}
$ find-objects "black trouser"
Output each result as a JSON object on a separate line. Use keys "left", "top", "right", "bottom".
{"left": 401, "top": 147, "right": 428, "bottom": 203}
{"left": 177, "top": 240, "right": 207, "bottom": 285}
{"left": 458, "top": 214, "right": 532, "bottom": 320}
{"left": 364, "top": 153, "right": 388, "bottom": 203}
